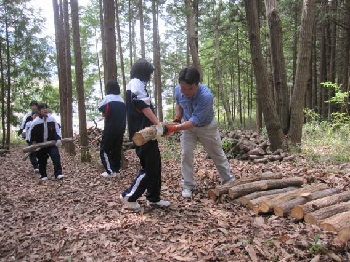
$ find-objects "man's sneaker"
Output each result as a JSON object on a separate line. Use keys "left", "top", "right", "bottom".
{"left": 182, "top": 188, "right": 192, "bottom": 198}
{"left": 40, "top": 176, "right": 48, "bottom": 181}
{"left": 147, "top": 199, "right": 171, "bottom": 207}
{"left": 34, "top": 168, "right": 39, "bottom": 173}
{"left": 56, "top": 174, "right": 64, "bottom": 180}
{"left": 119, "top": 195, "right": 141, "bottom": 212}
{"left": 101, "top": 172, "right": 116, "bottom": 178}
{"left": 222, "top": 177, "right": 236, "bottom": 186}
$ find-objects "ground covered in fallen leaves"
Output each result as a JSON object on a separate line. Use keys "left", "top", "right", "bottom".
{"left": 1, "top": 141, "right": 350, "bottom": 261}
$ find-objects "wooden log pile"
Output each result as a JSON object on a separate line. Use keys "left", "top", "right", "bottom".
{"left": 209, "top": 174, "right": 350, "bottom": 244}
{"left": 220, "top": 130, "right": 294, "bottom": 162}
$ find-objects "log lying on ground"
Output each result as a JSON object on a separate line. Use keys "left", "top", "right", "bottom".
{"left": 290, "top": 191, "right": 350, "bottom": 220}
{"left": 228, "top": 177, "right": 304, "bottom": 200}
{"left": 258, "top": 183, "right": 328, "bottom": 213}
{"left": 338, "top": 227, "right": 350, "bottom": 243}
{"left": 304, "top": 200, "right": 350, "bottom": 225}
{"left": 208, "top": 173, "right": 283, "bottom": 201}
{"left": 273, "top": 188, "right": 340, "bottom": 217}
{"left": 237, "top": 187, "right": 299, "bottom": 207}
{"left": 319, "top": 211, "right": 350, "bottom": 232}
{"left": 23, "top": 138, "right": 74, "bottom": 153}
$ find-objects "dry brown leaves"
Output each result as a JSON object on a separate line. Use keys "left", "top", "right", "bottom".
{"left": 0, "top": 143, "right": 349, "bottom": 261}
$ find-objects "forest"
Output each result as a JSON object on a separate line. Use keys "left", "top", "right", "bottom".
{"left": 0, "top": 0, "right": 350, "bottom": 261}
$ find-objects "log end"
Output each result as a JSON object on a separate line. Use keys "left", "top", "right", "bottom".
{"left": 132, "top": 133, "right": 145, "bottom": 146}
{"left": 304, "top": 214, "right": 317, "bottom": 225}
{"left": 290, "top": 206, "right": 305, "bottom": 220}
{"left": 338, "top": 227, "right": 350, "bottom": 243}
{"left": 319, "top": 222, "right": 336, "bottom": 232}
{"left": 259, "top": 202, "right": 271, "bottom": 213}
{"left": 208, "top": 189, "right": 219, "bottom": 202}
{"left": 274, "top": 206, "right": 285, "bottom": 217}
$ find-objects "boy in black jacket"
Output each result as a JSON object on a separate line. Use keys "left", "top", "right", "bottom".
{"left": 29, "top": 103, "right": 64, "bottom": 181}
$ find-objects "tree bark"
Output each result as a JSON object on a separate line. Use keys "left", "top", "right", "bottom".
{"left": 320, "top": 211, "right": 350, "bottom": 232}
{"left": 259, "top": 183, "right": 328, "bottom": 213}
{"left": 228, "top": 177, "right": 304, "bottom": 200}
{"left": 288, "top": 0, "right": 316, "bottom": 146}
{"left": 184, "top": 0, "right": 202, "bottom": 77}
{"left": 290, "top": 190, "right": 350, "bottom": 220}
{"left": 264, "top": 0, "right": 290, "bottom": 134}
{"left": 304, "top": 200, "right": 350, "bottom": 225}
{"left": 71, "top": 0, "right": 90, "bottom": 162}
{"left": 138, "top": 0, "right": 145, "bottom": 59}
{"left": 244, "top": 0, "right": 285, "bottom": 151}
{"left": 116, "top": 1, "right": 126, "bottom": 96}
{"left": 103, "top": 0, "right": 117, "bottom": 83}
{"left": 273, "top": 188, "right": 339, "bottom": 217}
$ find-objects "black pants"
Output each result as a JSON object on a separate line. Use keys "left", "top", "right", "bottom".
{"left": 100, "top": 134, "right": 123, "bottom": 174}
{"left": 27, "top": 142, "right": 38, "bottom": 169}
{"left": 121, "top": 140, "right": 161, "bottom": 202}
{"left": 36, "top": 146, "right": 62, "bottom": 178}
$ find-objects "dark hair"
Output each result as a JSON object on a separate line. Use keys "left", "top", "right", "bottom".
{"left": 29, "top": 100, "right": 38, "bottom": 106}
{"left": 130, "top": 58, "right": 154, "bottom": 82}
{"left": 31, "top": 109, "right": 39, "bottom": 115}
{"left": 106, "top": 79, "right": 120, "bottom": 95}
{"left": 37, "top": 103, "right": 48, "bottom": 111}
{"left": 178, "top": 67, "right": 200, "bottom": 85}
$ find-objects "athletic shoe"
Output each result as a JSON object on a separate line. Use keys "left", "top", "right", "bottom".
{"left": 101, "top": 172, "right": 116, "bottom": 178}
{"left": 182, "top": 188, "right": 192, "bottom": 198}
{"left": 147, "top": 199, "right": 171, "bottom": 207}
{"left": 34, "top": 168, "right": 39, "bottom": 173}
{"left": 40, "top": 176, "right": 48, "bottom": 181}
{"left": 222, "top": 177, "right": 236, "bottom": 186}
{"left": 119, "top": 195, "right": 141, "bottom": 212}
{"left": 56, "top": 174, "right": 64, "bottom": 180}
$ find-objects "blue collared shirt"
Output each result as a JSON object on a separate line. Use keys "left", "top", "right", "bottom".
{"left": 175, "top": 83, "right": 214, "bottom": 127}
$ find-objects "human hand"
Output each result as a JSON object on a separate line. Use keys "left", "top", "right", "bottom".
{"left": 172, "top": 116, "right": 181, "bottom": 123}
{"left": 55, "top": 140, "right": 62, "bottom": 147}
{"left": 162, "top": 124, "right": 177, "bottom": 137}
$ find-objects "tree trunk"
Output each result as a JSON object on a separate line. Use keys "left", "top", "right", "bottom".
{"left": 99, "top": 0, "right": 104, "bottom": 96}
{"left": 259, "top": 183, "right": 328, "bottom": 213}
{"left": 273, "top": 188, "right": 339, "bottom": 217}
{"left": 128, "top": 0, "right": 133, "bottom": 67}
{"left": 342, "top": 0, "right": 350, "bottom": 114}
{"left": 0, "top": 39, "right": 5, "bottom": 147}
{"left": 214, "top": 0, "right": 233, "bottom": 128}
{"left": 291, "top": 190, "right": 350, "bottom": 220}
{"left": 5, "top": 11, "right": 11, "bottom": 148}
{"left": 228, "top": 177, "right": 304, "bottom": 199}
{"left": 304, "top": 200, "right": 350, "bottom": 225}
{"left": 288, "top": 0, "right": 316, "bottom": 146}
{"left": 63, "top": 0, "right": 74, "bottom": 155}
{"left": 320, "top": 211, "right": 350, "bottom": 232}
{"left": 138, "top": 0, "right": 145, "bottom": 59}
{"left": 184, "top": 0, "right": 202, "bottom": 77}
{"left": 244, "top": 0, "right": 285, "bottom": 151}
{"left": 71, "top": 0, "right": 90, "bottom": 162}
{"left": 116, "top": 1, "right": 126, "bottom": 96}
{"left": 103, "top": 0, "right": 117, "bottom": 82}
{"left": 264, "top": 0, "right": 290, "bottom": 135}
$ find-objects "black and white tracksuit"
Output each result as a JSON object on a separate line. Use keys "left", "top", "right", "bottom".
{"left": 121, "top": 78, "right": 162, "bottom": 203}
{"left": 98, "top": 94, "right": 126, "bottom": 174}
{"left": 29, "top": 115, "right": 62, "bottom": 179}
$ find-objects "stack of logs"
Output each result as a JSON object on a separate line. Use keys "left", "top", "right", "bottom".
{"left": 208, "top": 173, "right": 350, "bottom": 243}
{"left": 220, "top": 130, "right": 294, "bottom": 163}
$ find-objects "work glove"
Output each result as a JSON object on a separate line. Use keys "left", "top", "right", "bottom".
{"left": 55, "top": 140, "right": 62, "bottom": 147}
{"left": 172, "top": 116, "right": 181, "bottom": 123}
{"left": 162, "top": 124, "right": 178, "bottom": 137}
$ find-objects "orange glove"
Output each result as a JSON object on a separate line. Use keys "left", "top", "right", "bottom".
{"left": 172, "top": 116, "right": 181, "bottom": 123}
{"left": 163, "top": 125, "right": 177, "bottom": 136}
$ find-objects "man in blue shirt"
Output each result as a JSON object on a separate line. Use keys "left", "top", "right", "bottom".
{"left": 164, "top": 67, "right": 235, "bottom": 198}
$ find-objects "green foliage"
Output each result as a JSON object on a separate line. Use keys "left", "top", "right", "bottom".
{"left": 322, "top": 82, "right": 350, "bottom": 106}
{"left": 308, "top": 235, "right": 324, "bottom": 253}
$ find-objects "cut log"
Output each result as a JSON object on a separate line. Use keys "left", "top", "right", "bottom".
{"left": 259, "top": 183, "right": 328, "bottom": 213}
{"left": 237, "top": 187, "right": 299, "bottom": 207}
{"left": 290, "top": 191, "right": 350, "bottom": 220}
{"left": 319, "top": 211, "right": 350, "bottom": 232}
{"left": 208, "top": 172, "right": 283, "bottom": 199}
{"left": 273, "top": 188, "right": 340, "bottom": 217}
{"left": 228, "top": 177, "right": 304, "bottom": 200}
{"left": 132, "top": 126, "right": 159, "bottom": 146}
{"left": 304, "top": 200, "right": 350, "bottom": 225}
{"left": 338, "top": 227, "right": 350, "bottom": 243}
{"left": 23, "top": 138, "right": 74, "bottom": 153}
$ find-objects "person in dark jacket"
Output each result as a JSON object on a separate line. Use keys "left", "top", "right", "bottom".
{"left": 18, "top": 100, "right": 38, "bottom": 138}
{"left": 119, "top": 58, "right": 170, "bottom": 212}
{"left": 29, "top": 103, "right": 64, "bottom": 181}
{"left": 98, "top": 79, "right": 126, "bottom": 178}
{"left": 24, "top": 110, "right": 40, "bottom": 173}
